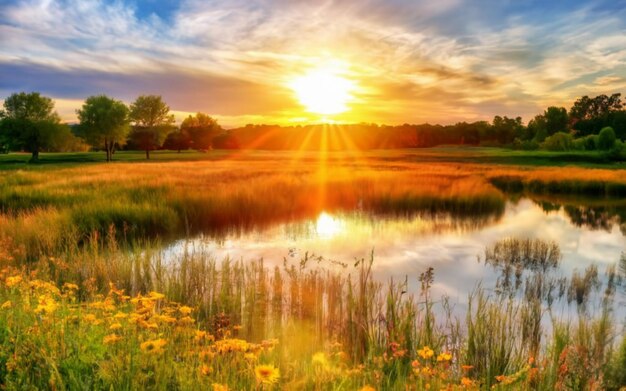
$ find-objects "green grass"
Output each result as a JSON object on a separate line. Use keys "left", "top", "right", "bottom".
{"left": 1, "top": 147, "right": 624, "bottom": 170}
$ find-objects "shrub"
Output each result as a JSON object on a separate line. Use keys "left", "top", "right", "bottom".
{"left": 541, "top": 132, "right": 574, "bottom": 151}
{"left": 597, "top": 127, "right": 616, "bottom": 150}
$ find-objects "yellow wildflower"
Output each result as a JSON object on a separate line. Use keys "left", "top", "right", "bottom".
{"left": 461, "top": 377, "right": 475, "bottom": 387}
{"left": 200, "top": 364, "right": 213, "bottom": 376}
{"left": 1, "top": 300, "right": 12, "bottom": 309}
{"left": 254, "top": 364, "right": 280, "bottom": 385}
{"left": 359, "top": 386, "right": 376, "bottom": 391}
{"left": 103, "top": 334, "right": 122, "bottom": 344}
{"left": 244, "top": 352, "right": 258, "bottom": 362}
{"left": 312, "top": 352, "right": 328, "bottom": 366}
{"left": 417, "top": 346, "right": 434, "bottom": 359}
{"left": 113, "top": 312, "right": 128, "bottom": 319}
{"left": 109, "top": 322, "right": 122, "bottom": 331}
{"left": 148, "top": 291, "right": 165, "bottom": 300}
{"left": 63, "top": 282, "right": 79, "bottom": 291}
{"left": 35, "top": 295, "right": 57, "bottom": 314}
{"left": 179, "top": 306, "right": 193, "bottom": 315}
{"left": 140, "top": 338, "right": 167, "bottom": 354}
{"left": 212, "top": 384, "right": 228, "bottom": 391}
{"left": 5, "top": 276, "right": 22, "bottom": 287}
{"left": 436, "top": 352, "right": 452, "bottom": 362}
{"left": 178, "top": 316, "right": 195, "bottom": 325}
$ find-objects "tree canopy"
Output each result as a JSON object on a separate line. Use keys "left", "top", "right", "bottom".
{"left": 77, "top": 95, "right": 130, "bottom": 161}
{"left": 129, "top": 95, "right": 175, "bottom": 159}
{"left": 0, "top": 92, "right": 74, "bottom": 161}
{"left": 180, "top": 113, "right": 221, "bottom": 150}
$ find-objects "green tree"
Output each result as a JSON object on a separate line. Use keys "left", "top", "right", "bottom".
{"left": 129, "top": 95, "right": 175, "bottom": 159}
{"left": 544, "top": 106, "right": 568, "bottom": 135}
{"left": 0, "top": 92, "right": 68, "bottom": 162}
{"left": 76, "top": 95, "right": 130, "bottom": 162}
{"left": 570, "top": 93, "right": 622, "bottom": 122}
{"left": 597, "top": 126, "right": 616, "bottom": 150}
{"left": 163, "top": 129, "right": 191, "bottom": 152}
{"left": 492, "top": 116, "right": 523, "bottom": 144}
{"left": 181, "top": 113, "right": 222, "bottom": 150}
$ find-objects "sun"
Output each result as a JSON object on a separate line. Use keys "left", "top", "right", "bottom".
{"left": 290, "top": 67, "right": 355, "bottom": 115}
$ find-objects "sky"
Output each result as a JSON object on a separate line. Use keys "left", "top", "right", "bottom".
{"left": 1, "top": 0, "right": 626, "bottom": 127}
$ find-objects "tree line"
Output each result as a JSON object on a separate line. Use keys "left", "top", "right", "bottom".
{"left": 0, "top": 93, "right": 221, "bottom": 162}
{"left": 0, "top": 91, "right": 624, "bottom": 162}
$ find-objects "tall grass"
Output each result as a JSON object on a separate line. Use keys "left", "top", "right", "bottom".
{"left": 0, "top": 236, "right": 621, "bottom": 389}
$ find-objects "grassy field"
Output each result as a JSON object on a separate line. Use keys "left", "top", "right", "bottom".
{"left": 0, "top": 148, "right": 625, "bottom": 390}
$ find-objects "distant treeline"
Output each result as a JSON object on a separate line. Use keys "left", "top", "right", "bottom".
{"left": 0, "top": 91, "right": 624, "bottom": 161}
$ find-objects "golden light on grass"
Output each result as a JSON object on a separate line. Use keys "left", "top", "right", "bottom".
{"left": 290, "top": 66, "right": 355, "bottom": 115}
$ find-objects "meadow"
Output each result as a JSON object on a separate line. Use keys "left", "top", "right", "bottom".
{"left": 0, "top": 148, "right": 625, "bottom": 390}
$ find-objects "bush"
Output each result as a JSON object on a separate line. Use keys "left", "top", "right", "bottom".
{"left": 541, "top": 132, "right": 574, "bottom": 151}
{"left": 512, "top": 138, "right": 539, "bottom": 150}
{"left": 597, "top": 127, "right": 616, "bottom": 150}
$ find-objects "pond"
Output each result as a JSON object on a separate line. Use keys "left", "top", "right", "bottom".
{"left": 164, "top": 195, "right": 626, "bottom": 318}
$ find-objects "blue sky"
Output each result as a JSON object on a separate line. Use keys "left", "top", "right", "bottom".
{"left": 1, "top": 0, "right": 625, "bottom": 126}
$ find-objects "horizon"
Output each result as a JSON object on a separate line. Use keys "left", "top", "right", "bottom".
{"left": 1, "top": 1, "right": 626, "bottom": 127}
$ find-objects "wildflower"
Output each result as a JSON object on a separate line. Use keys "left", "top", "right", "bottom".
{"left": 411, "top": 360, "right": 420, "bottom": 368}
{"left": 35, "top": 295, "right": 57, "bottom": 314}
{"left": 140, "top": 338, "right": 167, "bottom": 354}
{"left": 179, "top": 305, "right": 193, "bottom": 315}
{"left": 436, "top": 352, "right": 452, "bottom": 362}
{"left": 103, "top": 334, "right": 122, "bottom": 344}
{"left": 178, "top": 316, "right": 195, "bottom": 325}
{"left": 461, "top": 377, "right": 475, "bottom": 387}
{"left": 83, "top": 314, "right": 100, "bottom": 325}
{"left": 393, "top": 349, "right": 407, "bottom": 358}
{"left": 148, "top": 291, "right": 165, "bottom": 300}
{"left": 312, "top": 352, "right": 328, "bottom": 366}
{"left": 417, "top": 346, "right": 434, "bottom": 359}
{"left": 1, "top": 300, "right": 12, "bottom": 309}
{"left": 108, "top": 282, "right": 124, "bottom": 296}
{"left": 244, "top": 352, "right": 258, "bottom": 362}
{"left": 63, "top": 282, "right": 79, "bottom": 291}
{"left": 5, "top": 275, "right": 22, "bottom": 287}
{"left": 113, "top": 312, "right": 128, "bottom": 319}
{"left": 200, "top": 364, "right": 213, "bottom": 376}
{"left": 109, "top": 322, "right": 122, "bottom": 331}
{"left": 212, "top": 384, "right": 228, "bottom": 391}
{"left": 359, "top": 386, "right": 376, "bottom": 391}
{"left": 254, "top": 364, "right": 280, "bottom": 385}
{"left": 461, "top": 365, "right": 474, "bottom": 371}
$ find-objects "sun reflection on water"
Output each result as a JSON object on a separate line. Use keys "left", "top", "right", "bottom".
{"left": 315, "top": 212, "right": 344, "bottom": 238}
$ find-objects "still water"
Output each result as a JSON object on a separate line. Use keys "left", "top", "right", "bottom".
{"left": 165, "top": 196, "right": 626, "bottom": 317}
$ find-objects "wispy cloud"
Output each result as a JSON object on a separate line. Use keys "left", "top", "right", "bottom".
{"left": 1, "top": 0, "right": 625, "bottom": 126}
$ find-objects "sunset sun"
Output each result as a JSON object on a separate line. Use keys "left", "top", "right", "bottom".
{"left": 290, "top": 67, "right": 355, "bottom": 115}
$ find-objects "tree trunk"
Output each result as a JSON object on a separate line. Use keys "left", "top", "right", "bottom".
{"left": 30, "top": 149, "right": 39, "bottom": 163}
{"left": 146, "top": 149, "right": 150, "bottom": 159}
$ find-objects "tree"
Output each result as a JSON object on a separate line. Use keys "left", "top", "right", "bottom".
{"left": 181, "top": 113, "right": 221, "bottom": 150}
{"left": 492, "top": 116, "right": 523, "bottom": 145}
{"left": 128, "top": 95, "right": 175, "bottom": 159}
{"left": 526, "top": 114, "right": 547, "bottom": 141}
{"left": 76, "top": 95, "right": 130, "bottom": 162}
{"left": 0, "top": 92, "right": 68, "bottom": 162}
{"left": 544, "top": 106, "right": 568, "bottom": 135}
{"left": 597, "top": 126, "right": 616, "bottom": 150}
{"left": 163, "top": 129, "right": 191, "bottom": 152}
{"left": 570, "top": 94, "right": 622, "bottom": 123}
